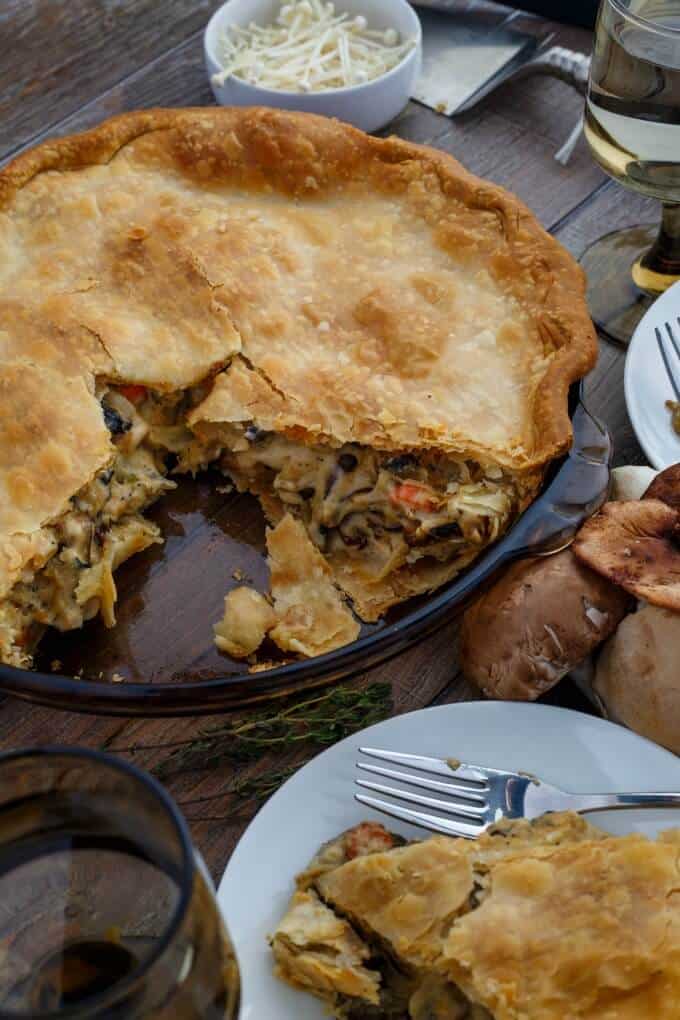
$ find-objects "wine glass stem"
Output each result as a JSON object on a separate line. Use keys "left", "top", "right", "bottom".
{"left": 637, "top": 203, "right": 680, "bottom": 288}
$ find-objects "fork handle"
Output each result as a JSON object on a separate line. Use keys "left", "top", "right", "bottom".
{"left": 572, "top": 792, "right": 680, "bottom": 813}
{"left": 504, "top": 46, "right": 591, "bottom": 94}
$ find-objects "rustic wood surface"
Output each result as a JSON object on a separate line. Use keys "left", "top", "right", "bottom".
{"left": 0, "top": 1, "right": 651, "bottom": 882}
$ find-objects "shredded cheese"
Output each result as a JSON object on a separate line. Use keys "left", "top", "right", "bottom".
{"left": 212, "top": 0, "right": 415, "bottom": 92}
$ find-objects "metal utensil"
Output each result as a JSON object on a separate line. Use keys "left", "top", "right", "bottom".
{"left": 355, "top": 747, "right": 680, "bottom": 839}
{"left": 656, "top": 318, "right": 680, "bottom": 402}
{"left": 412, "top": 6, "right": 590, "bottom": 116}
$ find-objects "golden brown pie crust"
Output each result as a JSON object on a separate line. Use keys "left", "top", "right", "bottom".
{"left": 275, "top": 815, "right": 680, "bottom": 1019}
{"left": 0, "top": 107, "right": 597, "bottom": 644}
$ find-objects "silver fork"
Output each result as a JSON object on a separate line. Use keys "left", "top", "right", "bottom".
{"left": 656, "top": 318, "right": 680, "bottom": 404}
{"left": 355, "top": 748, "right": 680, "bottom": 839}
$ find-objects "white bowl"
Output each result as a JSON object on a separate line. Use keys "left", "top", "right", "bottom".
{"left": 204, "top": 0, "right": 422, "bottom": 133}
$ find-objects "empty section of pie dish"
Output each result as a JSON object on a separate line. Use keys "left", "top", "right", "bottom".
{"left": 0, "top": 395, "right": 611, "bottom": 716}
{"left": 0, "top": 107, "right": 603, "bottom": 714}
{"left": 204, "top": 0, "right": 423, "bottom": 132}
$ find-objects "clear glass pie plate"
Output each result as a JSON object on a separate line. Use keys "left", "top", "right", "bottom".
{"left": 0, "top": 387, "right": 611, "bottom": 716}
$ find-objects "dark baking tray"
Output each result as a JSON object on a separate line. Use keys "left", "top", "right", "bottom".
{"left": 0, "top": 388, "right": 611, "bottom": 716}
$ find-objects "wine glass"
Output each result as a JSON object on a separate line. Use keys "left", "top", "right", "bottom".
{"left": 0, "top": 747, "right": 240, "bottom": 1019}
{"left": 581, "top": 0, "right": 680, "bottom": 345}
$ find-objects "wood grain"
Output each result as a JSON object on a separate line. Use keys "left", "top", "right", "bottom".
{"left": 1, "top": 2, "right": 603, "bottom": 234}
{"left": 0, "top": 619, "right": 463, "bottom": 876}
{"left": 0, "top": 0, "right": 223, "bottom": 160}
{"left": 553, "top": 179, "right": 658, "bottom": 467}
{"left": 0, "top": 0, "right": 513, "bottom": 163}
{"left": 0, "top": 0, "right": 643, "bottom": 886}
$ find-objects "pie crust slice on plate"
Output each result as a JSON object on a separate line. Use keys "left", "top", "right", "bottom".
{"left": 272, "top": 814, "right": 680, "bottom": 1019}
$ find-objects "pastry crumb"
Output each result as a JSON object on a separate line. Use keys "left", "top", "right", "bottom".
{"left": 214, "top": 587, "right": 277, "bottom": 658}
{"left": 248, "top": 660, "right": 283, "bottom": 673}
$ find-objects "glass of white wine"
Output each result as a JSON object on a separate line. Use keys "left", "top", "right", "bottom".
{"left": 582, "top": 0, "right": 680, "bottom": 345}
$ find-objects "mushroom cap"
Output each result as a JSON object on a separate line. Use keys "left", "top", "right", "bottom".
{"left": 595, "top": 604, "right": 680, "bottom": 755}
{"left": 610, "top": 465, "right": 658, "bottom": 502}
{"left": 573, "top": 499, "right": 680, "bottom": 610}
{"left": 643, "top": 463, "right": 680, "bottom": 511}
{"left": 460, "top": 549, "right": 631, "bottom": 701}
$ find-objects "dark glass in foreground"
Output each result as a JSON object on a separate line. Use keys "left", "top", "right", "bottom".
{"left": 0, "top": 749, "right": 239, "bottom": 1019}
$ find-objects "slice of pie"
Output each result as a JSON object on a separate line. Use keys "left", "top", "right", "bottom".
{"left": 271, "top": 815, "right": 680, "bottom": 1018}
{"left": 0, "top": 108, "right": 597, "bottom": 669}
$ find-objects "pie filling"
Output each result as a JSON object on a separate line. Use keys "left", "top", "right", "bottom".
{"left": 329, "top": 939, "right": 491, "bottom": 1020}
{"left": 0, "top": 383, "right": 217, "bottom": 668}
{"left": 337, "top": 979, "right": 490, "bottom": 1020}
{"left": 0, "top": 383, "right": 531, "bottom": 669}
{"left": 210, "top": 426, "right": 530, "bottom": 583}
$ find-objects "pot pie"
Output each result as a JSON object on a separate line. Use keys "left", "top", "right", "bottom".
{"left": 0, "top": 108, "right": 596, "bottom": 670}
{"left": 271, "top": 815, "right": 680, "bottom": 1019}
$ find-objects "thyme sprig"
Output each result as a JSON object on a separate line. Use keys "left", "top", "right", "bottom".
{"left": 175, "top": 768, "right": 300, "bottom": 810}
{"left": 150, "top": 682, "right": 392, "bottom": 782}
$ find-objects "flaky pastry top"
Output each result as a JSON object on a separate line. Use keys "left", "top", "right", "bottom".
{"left": 0, "top": 107, "right": 596, "bottom": 599}
{"left": 314, "top": 817, "right": 680, "bottom": 1019}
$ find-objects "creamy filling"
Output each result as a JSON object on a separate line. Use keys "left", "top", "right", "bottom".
{"left": 0, "top": 385, "right": 191, "bottom": 668}
{"left": 0, "top": 448, "right": 172, "bottom": 668}
{"left": 0, "top": 379, "right": 531, "bottom": 669}
{"left": 219, "top": 428, "right": 525, "bottom": 582}
{"left": 330, "top": 922, "right": 491, "bottom": 1020}
{"left": 337, "top": 980, "right": 491, "bottom": 1020}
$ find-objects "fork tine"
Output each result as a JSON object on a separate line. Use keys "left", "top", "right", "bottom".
{"left": 355, "top": 778, "right": 488, "bottom": 820}
{"left": 358, "top": 748, "right": 491, "bottom": 787}
{"left": 356, "top": 762, "right": 487, "bottom": 803}
{"left": 354, "top": 792, "right": 485, "bottom": 839}
{"left": 670, "top": 319, "right": 680, "bottom": 358}
{"left": 656, "top": 325, "right": 680, "bottom": 401}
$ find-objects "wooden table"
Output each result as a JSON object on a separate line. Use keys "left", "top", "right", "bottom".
{"left": 1, "top": 0, "right": 654, "bottom": 882}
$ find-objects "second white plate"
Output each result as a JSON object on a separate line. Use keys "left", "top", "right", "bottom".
{"left": 625, "top": 279, "right": 680, "bottom": 469}
{"left": 218, "top": 701, "right": 680, "bottom": 1020}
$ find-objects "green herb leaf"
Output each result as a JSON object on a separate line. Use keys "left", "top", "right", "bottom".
{"left": 151, "top": 682, "right": 392, "bottom": 782}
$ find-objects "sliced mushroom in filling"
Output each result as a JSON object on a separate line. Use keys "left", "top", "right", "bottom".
{"left": 0, "top": 383, "right": 214, "bottom": 668}
{"left": 215, "top": 427, "right": 531, "bottom": 583}
{"left": 0, "top": 383, "right": 535, "bottom": 669}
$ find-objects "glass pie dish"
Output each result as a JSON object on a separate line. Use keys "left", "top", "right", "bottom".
{"left": 0, "top": 388, "right": 611, "bottom": 716}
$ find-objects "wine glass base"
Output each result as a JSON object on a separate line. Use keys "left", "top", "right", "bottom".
{"left": 579, "top": 224, "right": 661, "bottom": 347}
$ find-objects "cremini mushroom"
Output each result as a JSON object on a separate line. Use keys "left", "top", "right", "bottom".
{"left": 459, "top": 549, "right": 631, "bottom": 700}
{"left": 573, "top": 499, "right": 680, "bottom": 610}
{"left": 643, "top": 463, "right": 680, "bottom": 510}
{"left": 595, "top": 604, "right": 680, "bottom": 755}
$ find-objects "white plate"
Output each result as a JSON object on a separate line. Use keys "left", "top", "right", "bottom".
{"left": 218, "top": 701, "right": 680, "bottom": 1020}
{"left": 625, "top": 279, "right": 680, "bottom": 469}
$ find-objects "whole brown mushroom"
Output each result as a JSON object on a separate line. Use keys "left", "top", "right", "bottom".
{"left": 644, "top": 463, "right": 680, "bottom": 511}
{"left": 460, "top": 549, "right": 631, "bottom": 700}
{"left": 595, "top": 604, "right": 680, "bottom": 755}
